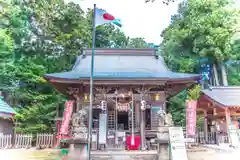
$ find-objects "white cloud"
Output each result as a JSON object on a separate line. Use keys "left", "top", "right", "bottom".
{"left": 66, "top": 0, "right": 240, "bottom": 44}
{"left": 66, "top": 0, "right": 179, "bottom": 44}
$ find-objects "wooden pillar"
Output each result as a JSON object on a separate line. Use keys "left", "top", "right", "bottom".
{"left": 76, "top": 98, "right": 81, "bottom": 112}
{"left": 213, "top": 108, "right": 219, "bottom": 144}
{"left": 55, "top": 104, "right": 59, "bottom": 133}
{"left": 55, "top": 104, "right": 60, "bottom": 148}
{"left": 213, "top": 108, "right": 217, "bottom": 132}
{"left": 140, "top": 103, "right": 146, "bottom": 150}
{"left": 225, "top": 108, "right": 231, "bottom": 144}
{"left": 203, "top": 110, "right": 208, "bottom": 143}
{"left": 135, "top": 102, "right": 140, "bottom": 132}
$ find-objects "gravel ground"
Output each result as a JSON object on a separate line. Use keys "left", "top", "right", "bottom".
{"left": 0, "top": 148, "right": 239, "bottom": 160}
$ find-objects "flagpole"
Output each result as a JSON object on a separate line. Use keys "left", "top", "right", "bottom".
{"left": 87, "top": 3, "right": 96, "bottom": 160}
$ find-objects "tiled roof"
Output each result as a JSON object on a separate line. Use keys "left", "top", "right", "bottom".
{"left": 201, "top": 86, "right": 240, "bottom": 107}
{"left": 44, "top": 48, "right": 201, "bottom": 80}
{"left": 0, "top": 99, "right": 16, "bottom": 116}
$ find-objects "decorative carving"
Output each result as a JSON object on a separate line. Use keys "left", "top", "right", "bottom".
{"left": 117, "top": 103, "right": 130, "bottom": 112}
{"left": 71, "top": 109, "right": 87, "bottom": 140}
{"left": 66, "top": 87, "right": 79, "bottom": 95}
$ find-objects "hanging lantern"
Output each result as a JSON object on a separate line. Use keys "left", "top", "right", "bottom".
{"left": 140, "top": 100, "right": 147, "bottom": 111}
{"left": 152, "top": 93, "right": 161, "bottom": 101}
{"left": 84, "top": 93, "right": 89, "bottom": 102}
{"left": 101, "top": 100, "right": 107, "bottom": 111}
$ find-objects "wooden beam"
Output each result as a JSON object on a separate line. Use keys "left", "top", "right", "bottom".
{"left": 49, "top": 78, "right": 168, "bottom": 85}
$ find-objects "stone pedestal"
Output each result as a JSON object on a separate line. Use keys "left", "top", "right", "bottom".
{"left": 68, "top": 109, "right": 88, "bottom": 160}
{"left": 67, "top": 139, "right": 88, "bottom": 160}
{"left": 157, "top": 126, "right": 170, "bottom": 160}
{"left": 156, "top": 110, "right": 173, "bottom": 160}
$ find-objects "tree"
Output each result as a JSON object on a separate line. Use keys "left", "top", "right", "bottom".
{"left": 161, "top": 0, "right": 240, "bottom": 126}
{"left": 145, "top": 0, "right": 175, "bottom": 5}
{"left": 127, "top": 37, "right": 150, "bottom": 48}
{"left": 0, "top": 0, "right": 144, "bottom": 133}
{"left": 161, "top": 0, "right": 239, "bottom": 86}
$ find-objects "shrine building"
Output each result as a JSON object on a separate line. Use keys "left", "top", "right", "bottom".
{"left": 44, "top": 48, "right": 201, "bottom": 149}
{"left": 198, "top": 86, "right": 240, "bottom": 144}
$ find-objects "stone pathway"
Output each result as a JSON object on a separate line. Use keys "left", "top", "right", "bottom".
{"left": 0, "top": 147, "right": 239, "bottom": 160}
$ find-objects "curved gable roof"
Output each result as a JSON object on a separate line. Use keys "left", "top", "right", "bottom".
{"left": 44, "top": 48, "right": 200, "bottom": 80}
{"left": 201, "top": 86, "right": 240, "bottom": 107}
{"left": 0, "top": 99, "right": 16, "bottom": 116}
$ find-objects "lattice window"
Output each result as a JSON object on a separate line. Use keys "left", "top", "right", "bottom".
{"left": 108, "top": 111, "right": 115, "bottom": 129}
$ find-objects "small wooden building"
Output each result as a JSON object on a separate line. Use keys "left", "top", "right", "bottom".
{"left": 198, "top": 86, "right": 240, "bottom": 143}
{"left": 44, "top": 48, "right": 200, "bottom": 149}
{"left": 0, "top": 99, "right": 16, "bottom": 135}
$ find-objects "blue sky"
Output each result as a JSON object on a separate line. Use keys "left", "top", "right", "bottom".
{"left": 66, "top": 0, "right": 240, "bottom": 44}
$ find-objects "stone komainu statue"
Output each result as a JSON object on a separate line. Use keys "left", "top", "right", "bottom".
{"left": 157, "top": 110, "right": 174, "bottom": 127}
{"left": 71, "top": 109, "right": 88, "bottom": 140}
{"left": 164, "top": 113, "right": 173, "bottom": 126}
{"left": 157, "top": 110, "right": 166, "bottom": 126}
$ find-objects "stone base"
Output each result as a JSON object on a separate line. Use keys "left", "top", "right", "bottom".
{"left": 158, "top": 143, "right": 169, "bottom": 160}
{"left": 157, "top": 126, "right": 170, "bottom": 160}
{"left": 67, "top": 139, "right": 88, "bottom": 160}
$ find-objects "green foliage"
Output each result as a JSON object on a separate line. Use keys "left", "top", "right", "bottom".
{"left": 187, "top": 85, "right": 201, "bottom": 101}
{"left": 0, "top": 0, "right": 152, "bottom": 133}
{"left": 161, "top": 0, "right": 239, "bottom": 62}
{"left": 2, "top": 0, "right": 239, "bottom": 133}
{"left": 168, "top": 92, "right": 186, "bottom": 126}
{"left": 163, "top": 0, "right": 240, "bottom": 125}
{"left": 196, "top": 114, "right": 204, "bottom": 128}
{"left": 127, "top": 37, "right": 150, "bottom": 48}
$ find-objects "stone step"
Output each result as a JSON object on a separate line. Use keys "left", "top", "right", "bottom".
{"left": 92, "top": 155, "right": 157, "bottom": 160}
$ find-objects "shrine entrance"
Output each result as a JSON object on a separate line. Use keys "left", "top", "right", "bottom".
{"left": 103, "top": 89, "right": 135, "bottom": 150}
{"left": 117, "top": 111, "right": 129, "bottom": 130}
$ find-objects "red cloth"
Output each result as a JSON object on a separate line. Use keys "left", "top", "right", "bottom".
{"left": 126, "top": 136, "right": 140, "bottom": 150}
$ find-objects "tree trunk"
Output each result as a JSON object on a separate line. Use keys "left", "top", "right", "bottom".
{"left": 220, "top": 62, "right": 228, "bottom": 86}
{"left": 213, "top": 63, "right": 220, "bottom": 86}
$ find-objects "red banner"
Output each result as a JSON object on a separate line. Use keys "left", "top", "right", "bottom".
{"left": 186, "top": 100, "right": 197, "bottom": 136}
{"left": 60, "top": 101, "right": 74, "bottom": 135}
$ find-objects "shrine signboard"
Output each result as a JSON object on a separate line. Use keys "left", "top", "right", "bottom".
{"left": 169, "top": 127, "right": 188, "bottom": 160}
{"left": 99, "top": 113, "right": 107, "bottom": 144}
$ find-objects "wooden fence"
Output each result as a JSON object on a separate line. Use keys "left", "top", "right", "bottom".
{"left": 0, "top": 133, "right": 55, "bottom": 149}
{"left": 0, "top": 129, "right": 233, "bottom": 149}
{"left": 36, "top": 133, "right": 55, "bottom": 148}
{"left": 15, "top": 134, "right": 33, "bottom": 148}
{"left": 0, "top": 134, "right": 12, "bottom": 149}
{"left": 183, "top": 127, "right": 229, "bottom": 145}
